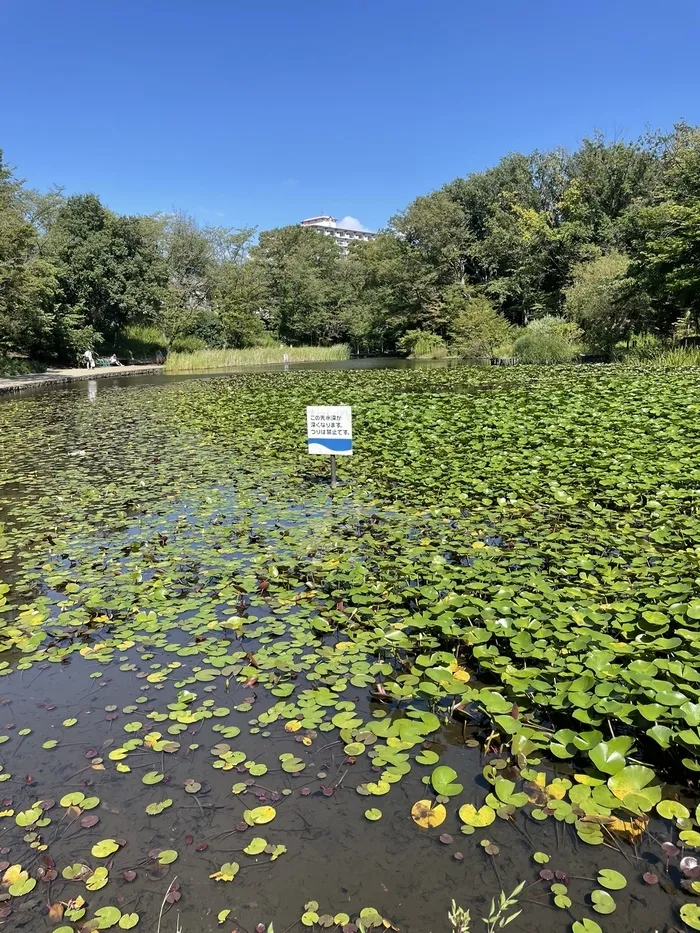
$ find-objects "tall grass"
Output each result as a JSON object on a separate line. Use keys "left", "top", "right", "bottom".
{"left": 164, "top": 344, "right": 350, "bottom": 372}
{"left": 620, "top": 343, "right": 700, "bottom": 366}
{"left": 644, "top": 346, "right": 700, "bottom": 366}
{"left": 410, "top": 334, "right": 449, "bottom": 359}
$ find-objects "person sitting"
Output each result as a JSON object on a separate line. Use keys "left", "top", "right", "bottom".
{"left": 108, "top": 354, "right": 123, "bottom": 367}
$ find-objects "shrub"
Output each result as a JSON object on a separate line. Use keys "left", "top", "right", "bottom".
{"left": 514, "top": 316, "right": 582, "bottom": 364}
{"left": 449, "top": 296, "right": 513, "bottom": 360}
{"left": 0, "top": 357, "right": 47, "bottom": 376}
{"left": 397, "top": 330, "right": 448, "bottom": 359}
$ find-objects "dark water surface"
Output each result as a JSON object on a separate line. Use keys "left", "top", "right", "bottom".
{"left": 0, "top": 363, "right": 690, "bottom": 933}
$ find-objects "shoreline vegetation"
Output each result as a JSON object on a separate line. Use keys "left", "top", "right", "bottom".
{"left": 163, "top": 343, "right": 349, "bottom": 372}
{"left": 4, "top": 123, "right": 700, "bottom": 371}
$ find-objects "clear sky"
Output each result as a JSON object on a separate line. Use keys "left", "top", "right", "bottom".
{"left": 2, "top": 0, "right": 699, "bottom": 234}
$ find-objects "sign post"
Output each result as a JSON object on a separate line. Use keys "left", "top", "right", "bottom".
{"left": 306, "top": 405, "right": 353, "bottom": 488}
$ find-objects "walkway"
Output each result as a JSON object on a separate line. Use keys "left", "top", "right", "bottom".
{"left": 0, "top": 364, "right": 164, "bottom": 395}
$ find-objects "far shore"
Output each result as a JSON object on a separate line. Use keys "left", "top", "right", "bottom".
{"left": 0, "top": 364, "right": 164, "bottom": 395}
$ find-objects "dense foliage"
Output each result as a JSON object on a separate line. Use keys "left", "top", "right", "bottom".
{"left": 2, "top": 123, "right": 700, "bottom": 363}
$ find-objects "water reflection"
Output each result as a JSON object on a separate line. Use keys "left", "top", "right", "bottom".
{"left": 10, "top": 356, "right": 478, "bottom": 399}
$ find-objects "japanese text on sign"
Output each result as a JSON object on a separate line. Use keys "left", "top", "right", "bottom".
{"left": 306, "top": 406, "right": 353, "bottom": 456}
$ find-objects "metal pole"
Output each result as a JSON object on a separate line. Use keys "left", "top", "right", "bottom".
{"left": 330, "top": 454, "right": 337, "bottom": 489}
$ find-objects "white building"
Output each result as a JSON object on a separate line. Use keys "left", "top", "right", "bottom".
{"left": 300, "top": 216, "right": 377, "bottom": 255}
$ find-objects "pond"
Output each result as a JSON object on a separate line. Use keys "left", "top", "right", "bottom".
{"left": 1, "top": 363, "right": 700, "bottom": 933}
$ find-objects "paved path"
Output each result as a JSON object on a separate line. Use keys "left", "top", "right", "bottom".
{"left": 0, "top": 364, "right": 164, "bottom": 395}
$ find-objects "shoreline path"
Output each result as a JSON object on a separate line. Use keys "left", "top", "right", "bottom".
{"left": 0, "top": 364, "right": 164, "bottom": 395}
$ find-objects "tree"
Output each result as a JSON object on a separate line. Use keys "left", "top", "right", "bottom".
{"left": 46, "top": 194, "right": 167, "bottom": 354}
{"left": 564, "top": 251, "right": 645, "bottom": 352}
{"left": 0, "top": 151, "right": 58, "bottom": 356}
{"left": 446, "top": 289, "right": 512, "bottom": 359}
{"left": 630, "top": 126, "right": 700, "bottom": 335}
{"left": 248, "top": 226, "right": 346, "bottom": 345}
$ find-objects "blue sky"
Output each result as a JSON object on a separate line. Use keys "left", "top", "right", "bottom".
{"left": 2, "top": 0, "right": 699, "bottom": 234}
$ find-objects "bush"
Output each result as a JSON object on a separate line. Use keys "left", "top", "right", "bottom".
{"left": 170, "top": 335, "right": 207, "bottom": 354}
{"left": 449, "top": 295, "right": 513, "bottom": 359}
{"left": 514, "top": 316, "right": 582, "bottom": 364}
{"left": 397, "top": 329, "right": 448, "bottom": 359}
{"left": 0, "top": 357, "right": 47, "bottom": 376}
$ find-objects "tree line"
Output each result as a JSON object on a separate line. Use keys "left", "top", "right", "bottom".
{"left": 2, "top": 122, "right": 699, "bottom": 366}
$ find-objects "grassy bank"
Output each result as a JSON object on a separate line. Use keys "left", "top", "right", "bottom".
{"left": 164, "top": 344, "right": 350, "bottom": 372}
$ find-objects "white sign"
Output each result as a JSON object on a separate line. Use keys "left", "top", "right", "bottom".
{"left": 306, "top": 405, "right": 353, "bottom": 456}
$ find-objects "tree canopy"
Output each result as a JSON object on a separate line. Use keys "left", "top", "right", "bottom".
{"left": 2, "top": 124, "right": 700, "bottom": 364}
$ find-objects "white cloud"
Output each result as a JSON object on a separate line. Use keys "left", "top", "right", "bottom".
{"left": 338, "top": 215, "right": 371, "bottom": 232}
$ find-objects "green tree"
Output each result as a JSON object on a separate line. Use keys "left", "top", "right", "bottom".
{"left": 0, "top": 151, "right": 58, "bottom": 356}
{"left": 249, "top": 226, "right": 346, "bottom": 345}
{"left": 46, "top": 194, "right": 167, "bottom": 355}
{"left": 446, "top": 289, "right": 512, "bottom": 359}
{"left": 564, "top": 251, "right": 645, "bottom": 352}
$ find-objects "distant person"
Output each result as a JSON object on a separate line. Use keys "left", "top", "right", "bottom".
{"left": 155, "top": 350, "right": 164, "bottom": 364}
{"left": 82, "top": 349, "right": 96, "bottom": 370}
{"left": 108, "top": 354, "right": 123, "bottom": 367}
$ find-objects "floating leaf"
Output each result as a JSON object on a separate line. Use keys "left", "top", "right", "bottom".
{"left": 92, "top": 839, "right": 120, "bottom": 858}
{"left": 244, "top": 837, "right": 267, "bottom": 855}
{"left": 364, "top": 808, "right": 382, "bottom": 821}
{"left": 8, "top": 876, "right": 36, "bottom": 896}
{"left": 145, "top": 799, "right": 173, "bottom": 815}
{"left": 156, "top": 849, "right": 178, "bottom": 865}
{"left": 431, "top": 766, "right": 463, "bottom": 797}
{"left": 142, "top": 771, "right": 164, "bottom": 785}
{"left": 210, "top": 861, "right": 239, "bottom": 882}
{"left": 94, "top": 906, "right": 122, "bottom": 928}
{"left": 597, "top": 869, "right": 627, "bottom": 890}
{"left": 119, "top": 914, "right": 139, "bottom": 930}
{"left": 681, "top": 905, "right": 700, "bottom": 931}
{"left": 458, "top": 803, "right": 495, "bottom": 827}
{"left": 248, "top": 806, "right": 276, "bottom": 825}
{"left": 591, "top": 890, "right": 616, "bottom": 914}
{"left": 656, "top": 800, "right": 690, "bottom": 820}
{"left": 411, "top": 799, "right": 446, "bottom": 828}
{"left": 86, "top": 867, "right": 109, "bottom": 891}
{"left": 572, "top": 920, "right": 602, "bottom": 933}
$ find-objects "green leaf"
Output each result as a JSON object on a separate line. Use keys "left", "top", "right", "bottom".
{"left": 572, "top": 919, "right": 603, "bottom": 933}
{"left": 92, "top": 839, "right": 120, "bottom": 858}
{"left": 430, "top": 765, "right": 463, "bottom": 797}
{"left": 156, "top": 849, "right": 178, "bottom": 865}
{"left": 596, "top": 868, "right": 627, "bottom": 890}
{"left": 243, "top": 837, "right": 267, "bottom": 855}
{"left": 591, "top": 890, "right": 616, "bottom": 914}
{"left": 681, "top": 904, "right": 700, "bottom": 931}
{"left": 656, "top": 799, "right": 690, "bottom": 820}
{"left": 588, "top": 737, "right": 633, "bottom": 775}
